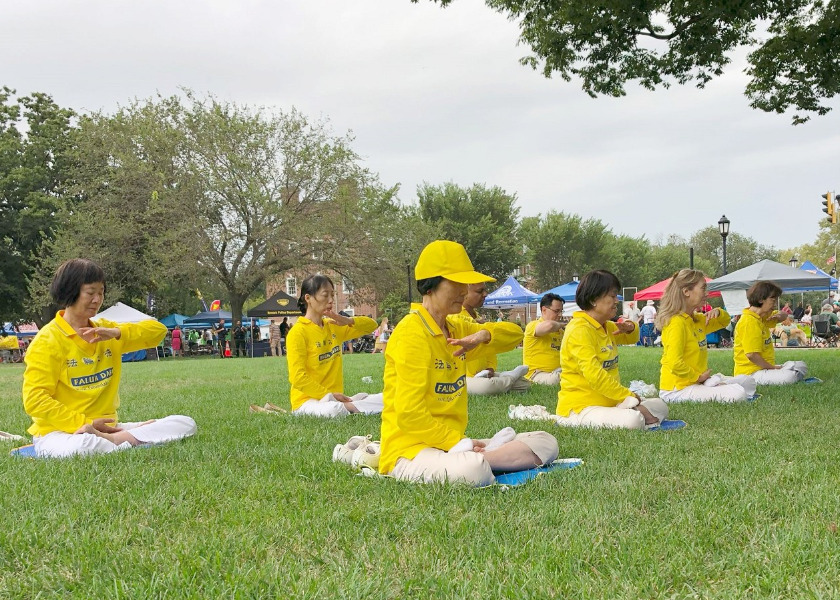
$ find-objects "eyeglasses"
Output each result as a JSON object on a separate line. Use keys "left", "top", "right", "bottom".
{"left": 545, "top": 307, "right": 563, "bottom": 315}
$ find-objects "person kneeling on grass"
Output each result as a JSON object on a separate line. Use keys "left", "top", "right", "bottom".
{"left": 287, "top": 274, "right": 383, "bottom": 417}
{"left": 379, "top": 240, "right": 559, "bottom": 486}
{"left": 22, "top": 259, "right": 197, "bottom": 458}
{"left": 452, "top": 283, "right": 530, "bottom": 396}
{"left": 734, "top": 281, "right": 807, "bottom": 385}
{"left": 556, "top": 270, "right": 669, "bottom": 429}
{"left": 657, "top": 269, "right": 756, "bottom": 403}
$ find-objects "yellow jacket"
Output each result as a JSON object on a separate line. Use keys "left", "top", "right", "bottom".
{"left": 23, "top": 311, "right": 166, "bottom": 436}
{"left": 556, "top": 311, "right": 639, "bottom": 416}
{"left": 286, "top": 315, "right": 377, "bottom": 410}
{"left": 379, "top": 304, "right": 508, "bottom": 474}
{"left": 660, "top": 310, "right": 731, "bottom": 391}
{"left": 523, "top": 317, "right": 564, "bottom": 379}
{"left": 451, "top": 308, "right": 523, "bottom": 376}
{"left": 734, "top": 309, "right": 776, "bottom": 375}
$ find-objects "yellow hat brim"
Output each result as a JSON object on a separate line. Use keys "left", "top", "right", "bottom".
{"left": 444, "top": 271, "right": 496, "bottom": 284}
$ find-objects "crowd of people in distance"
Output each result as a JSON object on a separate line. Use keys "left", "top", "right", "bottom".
{"left": 14, "top": 243, "right": 825, "bottom": 486}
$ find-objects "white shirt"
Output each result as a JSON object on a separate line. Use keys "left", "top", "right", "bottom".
{"left": 640, "top": 305, "right": 657, "bottom": 324}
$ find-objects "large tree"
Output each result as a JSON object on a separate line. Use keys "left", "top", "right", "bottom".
{"left": 689, "top": 226, "right": 779, "bottom": 276}
{"left": 0, "top": 87, "right": 76, "bottom": 324}
{"left": 33, "top": 92, "right": 401, "bottom": 325}
{"left": 417, "top": 182, "right": 522, "bottom": 281}
{"left": 416, "top": 0, "right": 840, "bottom": 123}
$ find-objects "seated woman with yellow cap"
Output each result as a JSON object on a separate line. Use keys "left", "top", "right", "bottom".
{"left": 556, "top": 270, "right": 669, "bottom": 429}
{"left": 287, "top": 274, "right": 383, "bottom": 417}
{"left": 379, "top": 240, "right": 559, "bottom": 486}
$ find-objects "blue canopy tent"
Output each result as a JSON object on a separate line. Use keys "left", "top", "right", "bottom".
{"left": 540, "top": 281, "right": 579, "bottom": 303}
{"left": 790, "top": 261, "right": 838, "bottom": 293}
{"left": 159, "top": 313, "right": 189, "bottom": 329}
{"left": 483, "top": 276, "right": 541, "bottom": 308}
{"left": 182, "top": 310, "right": 233, "bottom": 329}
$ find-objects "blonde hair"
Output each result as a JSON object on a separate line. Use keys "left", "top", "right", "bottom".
{"left": 655, "top": 269, "right": 707, "bottom": 330}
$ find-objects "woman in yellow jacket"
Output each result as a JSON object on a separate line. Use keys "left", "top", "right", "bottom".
{"left": 22, "top": 259, "right": 196, "bottom": 458}
{"left": 657, "top": 269, "right": 756, "bottom": 402}
{"left": 734, "top": 281, "right": 807, "bottom": 384}
{"left": 286, "top": 274, "right": 382, "bottom": 417}
{"left": 379, "top": 241, "right": 558, "bottom": 485}
{"left": 556, "top": 270, "right": 669, "bottom": 429}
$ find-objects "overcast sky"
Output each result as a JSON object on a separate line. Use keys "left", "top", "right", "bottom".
{"left": 6, "top": 0, "right": 839, "bottom": 253}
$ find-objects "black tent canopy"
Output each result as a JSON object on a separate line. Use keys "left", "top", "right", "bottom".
{"left": 247, "top": 290, "right": 300, "bottom": 318}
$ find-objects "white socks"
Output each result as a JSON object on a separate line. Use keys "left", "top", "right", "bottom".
{"left": 498, "top": 365, "right": 529, "bottom": 380}
{"left": 449, "top": 427, "right": 518, "bottom": 453}
{"left": 616, "top": 396, "right": 640, "bottom": 410}
{"left": 485, "top": 426, "right": 516, "bottom": 451}
{"left": 474, "top": 369, "right": 492, "bottom": 379}
{"left": 703, "top": 375, "right": 723, "bottom": 387}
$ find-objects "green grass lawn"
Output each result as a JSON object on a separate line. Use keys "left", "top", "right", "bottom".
{"left": 1, "top": 347, "right": 839, "bottom": 598}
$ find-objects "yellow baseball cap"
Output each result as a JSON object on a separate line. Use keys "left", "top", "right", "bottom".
{"left": 414, "top": 240, "right": 496, "bottom": 284}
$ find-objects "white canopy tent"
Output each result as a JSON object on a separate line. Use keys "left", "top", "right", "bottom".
{"left": 96, "top": 302, "right": 161, "bottom": 361}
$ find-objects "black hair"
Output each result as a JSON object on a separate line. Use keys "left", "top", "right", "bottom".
{"left": 746, "top": 281, "right": 782, "bottom": 307}
{"left": 298, "top": 274, "right": 334, "bottom": 314}
{"left": 49, "top": 259, "right": 106, "bottom": 308}
{"left": 540, "top": 293, "right": 564, "bottom": 309}
{"left": 417, "top": 276, "right": 444, "bottom": 296}
{"left": 575, "top": 270, "right": 621, "bottom": 310}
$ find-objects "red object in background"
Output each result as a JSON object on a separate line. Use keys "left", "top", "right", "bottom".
{"left": 210, "top": 300, "right": 221, "bottom": 311}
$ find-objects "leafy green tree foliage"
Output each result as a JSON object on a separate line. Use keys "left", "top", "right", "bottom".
{"left": 417, "top": 182, "right": 522, "bottom": 282}
{"left": 0, "top": 88, "right": 76, "bottom": 324}
{"left": 689, "top": 226, "right": 779, "bottom": 276}
{"left": 519, "top": 211, "right": 615, "bottom": 291}
{"left": 34, "top": 92, "right": 401, "bottom": 325}
{"left": 415, "top": 0, "right": 840, "bottom": 123}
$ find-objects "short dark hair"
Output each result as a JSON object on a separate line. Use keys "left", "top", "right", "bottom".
{"left": 540, "top": 293, "right": 564, "bottom": 309}
{"left": 298, "top": 274, "right": 334, "bottom": 314}
{"left": 50, "top": 259, "right": 106, "bottom": 308}
{"left": 575, "top": 270, "right": 621, "bottom": 310}
{"left": 417, "top": 276, "right": 444, "bottom": 296}
{"left": 746, "top": 281, "right": 782, "bottom": 307}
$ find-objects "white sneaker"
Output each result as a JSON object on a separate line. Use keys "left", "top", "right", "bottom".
{"left": 351, "top": 441, "right": 381, "bottom": 469}
{"left": 474, "top": 369, "right": 491, "bottom": 378}
{"left": 332, "top": 435, "right": 372, "bottom": 464}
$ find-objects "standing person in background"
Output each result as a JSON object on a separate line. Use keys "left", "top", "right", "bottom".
{"left": 639, "top": 300, "right": 657, "bottom": 346}
{"left": 269, "top": 319, "right": 282, "bottom": 357}
{"left": 373, "top": 317, "right": 390, "bottom": 354}
{"left": 213, "top": 319, "right": 227, "bottom": 358}
{"left": 22, "top": 258, "right": 196, "bottom": 457}
{"left": 522, "top": 294, "right": 566, "bottom": 386}
{"left": 622, "top": 301, "right": 641, "bottom": 324}
{"left": 171, "top": 325, "right": 183, "bottom": 358}
{"left": 453, "top": 282, "right": 529, "bottom": 396}
{"left": 734, "top": 281, "right": 808, "bottom": 384}
{"left": 781, "top": 301, "right": 793, "bottom": 315}
{"left": 187, "top": 328, "right": 199, "bottom": 355}
{"left": 556, "top": 270, "right": 669, "bottom": 429}
{"left": 279, "top": 317, "right": 290, "bottom": 356}
{"left": 232, "top": 320, "right": 247, "bottom": 357}
{"left": 657, "top": 269, "right": 756, "bottom": 403}
{"left": 286, "top": 275, "right": 383, "bottom": 417}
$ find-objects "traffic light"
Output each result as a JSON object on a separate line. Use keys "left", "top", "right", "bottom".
{"left": 822, "top": 192, "right": 837, "bottom": 224}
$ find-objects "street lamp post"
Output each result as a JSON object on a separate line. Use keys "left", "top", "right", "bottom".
{"left": 789, "top": 256, "right": 799, "bottom": 269}
{"left": 718, "top": 215, "right": 731, "bottom": 275}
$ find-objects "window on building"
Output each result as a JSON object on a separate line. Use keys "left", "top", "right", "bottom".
{"left": 286, "top": 277, "right": 297, "bottom": 297}
{"left": 343, "top": 278, "right": 354, "bottom": 294}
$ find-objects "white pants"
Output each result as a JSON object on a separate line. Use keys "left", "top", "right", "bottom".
{"left": 660, "top": 375, "right": 756, "bottom": 403}
{"left": 466, "top": 375, "right": 531, "bottom": 396}
{"left": 390, "top": 431, "right": 559, "bottom": 486}
{"left": 294, "top": 392, "right": 384, "bottom": 418}
{"left": 752, "top": 361, "right": 807, "bottom": 385}
{"left": 556, "top": 398, "right": 669, "bottom": 430}
{"left": 529, "top": 370, "right": 560, "bottom": 386}
{"left": 33, "top": 415, "right": 197, "bottom": 458}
